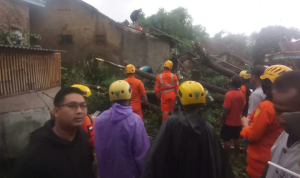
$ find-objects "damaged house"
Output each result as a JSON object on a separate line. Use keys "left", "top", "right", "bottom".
{"left": 30, "top": 0, "right": 172, "bottom": 70}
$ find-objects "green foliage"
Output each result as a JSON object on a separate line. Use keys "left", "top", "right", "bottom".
{"left": 61, "top": 58, "right": 126, "bottom": 113}
{"left": 141, "top": 7, "right": 209, "bottom": 53}
{"left": 250, "top": 26, "right": 300, "bottom": 63}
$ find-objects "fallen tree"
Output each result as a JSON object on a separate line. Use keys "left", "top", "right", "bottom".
{"left": 96, "top": 58, "right": 228, "bottom": 95}
{"left": 194, "top": 43, "right": 239, "bottom": 78}
{"left": 180, "top": 71, "right": 228, "bottom": 95}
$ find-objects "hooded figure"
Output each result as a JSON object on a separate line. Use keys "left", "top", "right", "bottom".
{"left": 141, "top": 81, "right": 234, "bottom": 178}
{"left": 94, "top": 80, "right": 150, "bottom": 178}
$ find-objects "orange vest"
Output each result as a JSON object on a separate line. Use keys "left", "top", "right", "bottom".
{"left": 82, "top": 115, "right": 94, "bottom": 148}
{"left": 155, "top": 71, "right": 179, "bottom": 98}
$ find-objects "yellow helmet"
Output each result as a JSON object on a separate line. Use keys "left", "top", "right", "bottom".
{"left": 261, "top": 65, "right": 292, "bottom": 83}
{"left": 239, "top": 70, "right": 251, "bottom": 79}
{"left": 71, "top": 84, "right": 92, "bottom": 98}
{"left": 125, "top": 64, "right": 136, "bottom": 74}
{"left": 164, "top": 60, "right": 173, "bottom": 69}
{"left": 178, "top": 81, "right": 206, "bottom": 105}
{"left": 109, "top": 80, "right": 132, "bottom": 101}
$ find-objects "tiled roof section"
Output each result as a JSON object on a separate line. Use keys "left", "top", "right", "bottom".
{"left": 0, "top": 44, "right": 66, "bottom": 52}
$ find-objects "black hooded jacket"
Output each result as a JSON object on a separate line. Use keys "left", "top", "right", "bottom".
{"left": 141, "top": 112, "right": 235, "bottom": 178}
{"left": 14, "top": 119, "right": 94, "bottom": 178}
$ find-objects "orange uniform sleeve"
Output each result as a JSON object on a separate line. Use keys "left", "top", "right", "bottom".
{"left": 240, "top": 85, "right": 247, "bottom": 105}
{"left": 174, "top": 75, "right": 179, "bottom": 93}
{"left": 155, "top": 76, "right": 161, "bottom": 98}
{"left": 139, "top": 81, "right": 146, "bottom": 95}
{"left": 240, "top": 106, "right": 271, "bottom": 142}
{"left": 222, "top": 93, "right": 231, "bottom": 110}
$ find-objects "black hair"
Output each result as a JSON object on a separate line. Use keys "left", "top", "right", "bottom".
{"left": 231, "top": 76, "right": 242, "bottom": 88}
{"left": 190, "top": 70, "right": 201, "bottom": 81}
{"left": 251, "top": 65, "right": 266, "bottom": 77}
{"left": 273, "top": 71, "right": 300, "bottom": 100}
{"left": 53, "top": 87, "right": 84, "bottom": 107}
{"left": 262, "top": 78, "right": 273, "bottom": 100}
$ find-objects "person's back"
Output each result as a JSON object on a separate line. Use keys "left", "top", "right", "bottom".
{"left": 224, "top": 89, "right": 245, "bottom": 126}
{"left": 94, "top": 80, "right": 150, "bottom": 178}
{"left": 95, "top": 103, "right": 149, "bottom": 178}
{"left": 124, "top": 76, "right": 146, "bottom": 117}
{"left": 141, "top": 111, "right": 234, "bottom": 178}
{"left": 142, "top": 81, "right": 234, "bottom": 178}
{"left": 124, "top": 64, "right": 148, "bottom": 118}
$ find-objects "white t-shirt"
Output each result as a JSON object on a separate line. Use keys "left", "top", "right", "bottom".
{"left": 266, "top": 131, "right": 300, "bottom": 178}
{"left": 247, "top": 87, "right": 266, "bottom": 116}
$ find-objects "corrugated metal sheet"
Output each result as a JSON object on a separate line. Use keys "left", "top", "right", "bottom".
{"left": 0, "top": 44, "right": 66, "bottom": 53}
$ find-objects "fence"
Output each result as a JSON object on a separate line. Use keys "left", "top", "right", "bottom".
{"left": 0, "top": 49, "right": 61, "bottom": 97}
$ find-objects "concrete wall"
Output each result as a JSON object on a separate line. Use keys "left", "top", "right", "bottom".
{"left": 122, "top": 27, "right": 171, "bottom": 71}
{"left": 0, "top": 86, "right": 60, "bottom": 159}
{"left": 30, "top": 0, "right": 170, "bottom": 69}
{"left": 30, "top": 0, "right": 122, "bottom": 67}
{"left": 0, "top": 0, "right": 29, "bottom": 32}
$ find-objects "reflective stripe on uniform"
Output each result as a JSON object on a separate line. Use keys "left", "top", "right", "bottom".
{"left": 160, "top": 88, "right": 175, "bottom": 94}
{"left": 156, "top": 73, "right": 176, "bottom": 87}
{"left": 162, "top": 112, "right": 169, "bottom": 115}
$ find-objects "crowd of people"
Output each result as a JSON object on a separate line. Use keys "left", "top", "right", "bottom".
{"left": 12, "top": 60, "right": 300, "bottom": 178}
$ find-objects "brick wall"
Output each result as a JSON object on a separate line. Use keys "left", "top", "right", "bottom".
{"left": 0, "top": 0, "right": 29, "bottom": 32}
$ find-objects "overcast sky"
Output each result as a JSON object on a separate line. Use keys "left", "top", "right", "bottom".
{"left": 83, "top": 0, "right": 299, "bottom": 37}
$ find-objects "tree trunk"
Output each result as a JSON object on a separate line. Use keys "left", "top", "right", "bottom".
{"left": 97, "top": 57, "right": 228, "bottom": 95}
{"left": 180, "top": 71, "right": 228, "bottom": 95}
{"left": 194, "top": 43, "right": 239, "bottom": 78}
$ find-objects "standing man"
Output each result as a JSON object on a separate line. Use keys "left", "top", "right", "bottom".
{"left": 170, "top": 54, "right": 178, "bottom": 73}
{"left": 130, "top": 8, "right": 142, "bottom": 28}
{"left": 240, "top": 65, "right": 292, "bottom": 178}
{"left": 141, "top": 81, "right": 234, "bottom": 178}
{"left": 239, "top": 70, "right": 255, "bottom": 117}
{"left": 124, "top": 64, "right": 148, "bottom": 118}
{"left": 248, "top": 65, "right": 267, "bottom": 116}
{"left": 217, "top": 76, "right": 245, "bottom": 161}
{"left": 155, "top": 60, "right": 179, "bottom": 122}
{"left": 14, "top": 88, "right": 94, "bottom": 178}
{"left": 71, "top": 84, "right": 95, "bottom": 148}
{"left": 263, "top": 71, "right": 300, "bottom": 178}
{"left": 94, "top": 80, "right": 150, "bottom": 178}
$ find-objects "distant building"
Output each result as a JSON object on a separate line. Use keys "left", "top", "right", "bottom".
{"left": 265, "top": 41, "right": 300, "bottom": 68}
{"left": 30, "top": 0, "right": 172, "bottom": 70}
{"left": 203, "top": 42, "right": 253, "bottom": 72}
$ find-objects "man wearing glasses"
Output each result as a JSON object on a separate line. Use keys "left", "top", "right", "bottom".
{"left": 14, "top": 87, "right": 94, "bottom": 178}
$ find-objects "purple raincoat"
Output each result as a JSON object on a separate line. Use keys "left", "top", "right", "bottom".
{"left": 94, "top": 103, "right": 150, "bottom": 178}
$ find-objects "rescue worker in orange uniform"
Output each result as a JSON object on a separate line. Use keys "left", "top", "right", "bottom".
{"left": 71, "top": 84, "right": 95, "bottom": 148}
{"left": 124, "top": 64, "right": 148, "bottom": 119}
{"left": 155, "top": 60, "right": 179, "bottom": 121}
{"left": 240, "top": 65, "right": 292, "bottom": 178}
{"left": 239, "top": 70, "right": 255, "bottom": 117}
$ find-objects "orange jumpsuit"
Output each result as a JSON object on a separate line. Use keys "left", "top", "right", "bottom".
{"left": 155, "top": 71, "right": 179, "bottom": 121}
{"left": 240, "top": 100, "right": 283, "bottom": 178}
{"left": 82, "top": 115, "right": 95, "bottom": 148}
{"left": 124, "top": 76, "right": 146, "bottom": 118}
